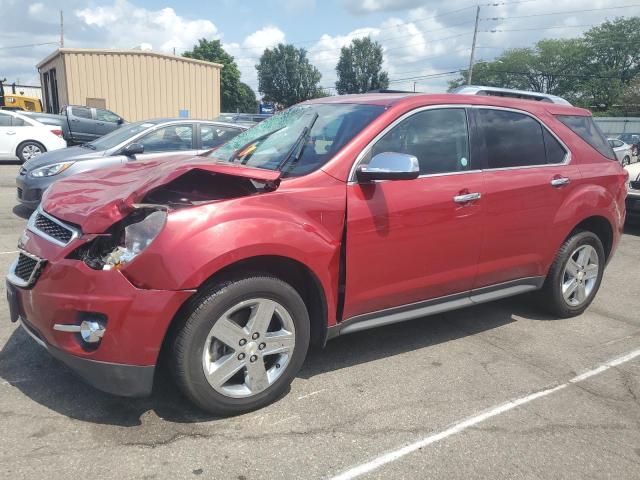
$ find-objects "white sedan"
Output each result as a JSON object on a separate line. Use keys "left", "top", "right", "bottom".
{"left": 0, "top": 110, "right": 67, "bottom": 162}
{"left": 625, "top": 161, "right": 640, "bottom": 220}
{"left": 608, "top": 138, "right": 633, "bottom": 166}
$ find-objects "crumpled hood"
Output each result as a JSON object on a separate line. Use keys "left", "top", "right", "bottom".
{"left": 41, "top": 155, "right": 281, "bottom": 233}
{"left": 23, "top": 146, "right": 106, "bottom": 171}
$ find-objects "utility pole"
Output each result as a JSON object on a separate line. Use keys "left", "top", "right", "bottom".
{"left": 467, "top": 5, "right": 480, "bottom": 85}
{"left": 60, "top": 10, "right": 64, "bottom": 47}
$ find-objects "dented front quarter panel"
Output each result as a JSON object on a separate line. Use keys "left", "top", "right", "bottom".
{"left": 121, "top": 169, "right": 347, "bottom": 327}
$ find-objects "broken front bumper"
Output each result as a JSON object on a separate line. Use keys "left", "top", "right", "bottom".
{"left": 6, "top": 229, "right": 194, "bottom": 397}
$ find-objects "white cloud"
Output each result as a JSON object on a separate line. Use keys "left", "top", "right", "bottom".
{"left": 243, "top": 26, "right": 286, "bottom": 51}
{"left": 306, "top": 14, "right": 466, "bottom": 92}
{"left": 224, "top": 26, "right": 287, "bottom": 93}
{"left": 75, "top": 0, "right": 219, "bottom": 52}
{"left": 28, "top": 3, "right": 44, "bottom": 16}
{"left": 340, "top": 0, "right": 425, "bottom": 14}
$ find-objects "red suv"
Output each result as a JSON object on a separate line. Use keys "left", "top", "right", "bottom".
{"left": 6, "top": 91, "right": 627, "bottom": 415}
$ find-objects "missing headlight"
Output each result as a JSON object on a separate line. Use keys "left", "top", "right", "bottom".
{"left": 68, "top": 207, "right": 167, "bottom": 270}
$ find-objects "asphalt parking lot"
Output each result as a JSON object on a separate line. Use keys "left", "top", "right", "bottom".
{"left": 1, "top": 163, "right": 639, "bottom": 480}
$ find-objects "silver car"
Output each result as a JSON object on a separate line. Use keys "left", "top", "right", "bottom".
{"left": 16, "top": 119, "right": 248, "bottom": 209}
{"left": 607, "top": 138, "right": 633, "bottom": 166}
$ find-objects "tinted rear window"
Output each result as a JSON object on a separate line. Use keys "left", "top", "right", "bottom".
{"left": 556, "top": 115, "right": 615, "bottom": 160}
{"left": 476, "top": 109, "right": 546, "bottom": 168}
{"left": 543, "top": 129, "right": 567, "bottom": 164}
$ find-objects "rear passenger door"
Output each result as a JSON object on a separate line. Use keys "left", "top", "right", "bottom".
{"left": 471, "top": 107, "right": 579, "bottom": 289}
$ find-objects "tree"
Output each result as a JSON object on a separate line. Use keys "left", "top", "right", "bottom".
{"left": 256, "top": 44, "right": 323, "bottom": 107}
{"left": 183, "top": 39, "right": 256, "bottom": 112}
{"left": 335, "top": 37, "right": 389, "bottom": 94}
{"left": 448, "top": 39, "right": 584, "bottom": 99}
{"left": 448, "top": 17, "right": 640, "bottom": 114}
{"left": 622, "top": 76, "right": 640, "bottom": 116}
{"left": 237, "top": 82, "right": 258, "bottom": 113}
{"left": 580, "top": 17, "right": 640, "bottom": 110}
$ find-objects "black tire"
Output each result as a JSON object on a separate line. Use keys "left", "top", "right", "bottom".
{"left": 170, "top": 275, "right": 310, "bottom": 416}
{"left": 623, "top": 156, "right": 630, "bottom": 166}
{"left": 540, "top": 230, "right": 605, "bottom": 318}
{"left": 16, "top": 141, "right": 46, "bottom": 163}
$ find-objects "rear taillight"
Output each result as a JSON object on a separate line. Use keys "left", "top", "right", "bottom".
{"left": 51, "top": 129, "right": 63, "bottom": 138}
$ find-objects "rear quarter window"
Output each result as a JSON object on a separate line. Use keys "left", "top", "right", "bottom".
{"left": 556, "top": 115, "right": 616, "bottom": 160}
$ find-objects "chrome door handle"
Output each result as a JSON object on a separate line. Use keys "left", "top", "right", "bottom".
{"left": 550, "top": 177, "right": 570, "bottom": 187}
{"left": 453, "top": 192, "right": 481, "bottom": 203}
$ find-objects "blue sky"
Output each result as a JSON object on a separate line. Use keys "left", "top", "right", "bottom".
{"left": 2, "top": 0, "right": 639, "bottom": 94}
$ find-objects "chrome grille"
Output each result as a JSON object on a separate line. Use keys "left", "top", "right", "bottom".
{"left": 8, "top": 251, "right": 46, "bottom": 288}
{"left": 16, "top": 187, "right": 23, "bottom": 199}
{"left": 27, "top": 208, "right": 79, "bottom": 247}
{"left": 34, "top": 213, "right": 73, "bottom": 243}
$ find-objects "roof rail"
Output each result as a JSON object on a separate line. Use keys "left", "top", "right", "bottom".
{"left": 452, "top": 85, "right": 571, "bottom": 106}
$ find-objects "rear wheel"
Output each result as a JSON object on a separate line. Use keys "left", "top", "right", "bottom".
{"left": 540, "top": 230, "right": 605, "bottom": 318}
{"left": 623, "top": 156, "right": 631, "bottom": 166}
{"left": 16, "top": 141, "right": 46, "bottom": 163}
{"left": 171, "top": 275, "right": 310, "bottom": 415}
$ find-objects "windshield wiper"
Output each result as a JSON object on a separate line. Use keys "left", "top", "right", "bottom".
{"left": 227, "top": 126, "right": 285, "bottom": 163}
{"left": 277, "top": 112, "right": 319, "bottom": 172}
{"left": 80, "top": 143, "right": 96, "bottom": 150}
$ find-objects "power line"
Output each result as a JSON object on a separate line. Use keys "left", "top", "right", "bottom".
{"left": 234, "top": 30, "right": 474, "bottom": 63}
{"left": 483, "top": 3, "right": 640, "bottom": 20}
{"left": 0, "top": 41, "right": 59, "bottom": 50}
{"left": 487, "top": 23, "right": 599, "bottom": 33}
{"left": 230, "top": 5, "right": 479, "bottom": 52}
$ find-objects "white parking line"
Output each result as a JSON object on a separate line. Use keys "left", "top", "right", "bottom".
{"left": 330, "top": 347, "right": 640, "bottom": 480}
{"left": 0, "top": 251, "right": 18, "bottom": 255}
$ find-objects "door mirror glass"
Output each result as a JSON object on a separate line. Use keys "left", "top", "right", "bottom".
{"left": 122, "top": 142, "right": 144, "bottom": 157}
{"left": 356, "top": 152, "right": 419, "bottom": 182}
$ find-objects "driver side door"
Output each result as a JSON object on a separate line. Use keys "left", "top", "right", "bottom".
{"left": 343, "top": 107, "right": 486, "bottom": 319}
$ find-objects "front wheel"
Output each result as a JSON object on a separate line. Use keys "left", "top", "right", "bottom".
{"left": 540, "top": 230, "right": 605, "bottom": 318}
{"left": 623, "top": 156, "right": 631, "bottom": 166}
{"left": 17, "top": 141, "right": 46, "bottom": 163}
{"left": 171, "top": 275, "right": 310, "bottom": 415}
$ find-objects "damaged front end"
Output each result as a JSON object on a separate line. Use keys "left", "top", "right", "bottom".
{"left": 70, "top": 206, "right": 168, "bottom": 270}
{"left": 67, "top": 168, "right": 280, "bottom": 271}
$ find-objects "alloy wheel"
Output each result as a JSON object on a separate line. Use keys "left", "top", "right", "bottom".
{"left": 22, "top": 144, "right": 42, "bottom": 160}
{"left": 561, "top": 244, "right": 599, "bottom": 307}
{"left": 201, "top": 298, "right": 296, "bottom": 398}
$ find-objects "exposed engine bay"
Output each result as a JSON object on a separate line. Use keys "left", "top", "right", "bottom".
{"left": 69, "top": 170, "right": 277, "bottom": 270}
{"left": 142, "top": 169, "right": 273, "bottom": 207}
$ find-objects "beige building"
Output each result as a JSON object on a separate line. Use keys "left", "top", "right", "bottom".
{"left": 37, "top": 48, "right": 222, "bottom": 121}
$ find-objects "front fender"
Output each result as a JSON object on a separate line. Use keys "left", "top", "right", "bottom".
{"left": 122, "top": 198, "right": 344, "bottom": 326}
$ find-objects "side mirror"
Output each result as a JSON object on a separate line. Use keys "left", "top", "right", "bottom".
{"left": 356, "top": 152, "right": 420, "bottom": 182}
{"left": 117, "top": 118, "right": 124, "bottom": 125}
{"left": 122, "top": 143, "right": 144, "bottom": 157}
